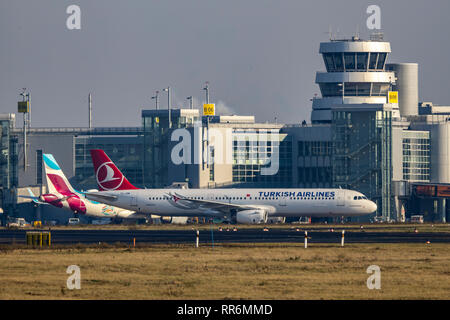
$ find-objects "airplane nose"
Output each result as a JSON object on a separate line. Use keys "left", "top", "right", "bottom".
{"left": 368, "top": 201, "right": 377, "bottom": 213}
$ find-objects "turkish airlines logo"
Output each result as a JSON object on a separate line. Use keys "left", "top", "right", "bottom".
{"left": 96, "top": 162, "right": 124, "bottom": 191}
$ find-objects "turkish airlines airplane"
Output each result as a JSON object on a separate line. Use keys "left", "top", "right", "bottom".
{"left": 84, "top": 149, "right": 377, "bottom": 224}
{"left": 21, "top": 153, "right": 145, "bottom": 220}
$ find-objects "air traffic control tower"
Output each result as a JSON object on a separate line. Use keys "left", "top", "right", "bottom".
{"left": 311, "top": 35, "right": 397, "bottom": 123}
{"left": 310, "top": 35, "right": 405, "bottom": 222}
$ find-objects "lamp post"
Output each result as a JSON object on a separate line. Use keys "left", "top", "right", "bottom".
{"left": 203, "top": 81, "right": 209, "bottom": 104}
{"left": 187, "top": 96, "right": 193, "bottom": 109}
{"left": 19, "top": 89, "right": 30, "bottom": 171}
{"left": 151, "top": 90, "right": 159, "bottom": 110}
{"left": 163, "top": 87, "right": 171, "bottom": 128}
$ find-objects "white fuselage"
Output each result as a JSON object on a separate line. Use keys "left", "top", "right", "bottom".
{"left": 86, "top": 188, "right": 377, "bottom": 218}
{"left": 47, "top": 191, "right": 140, "bottom": 219}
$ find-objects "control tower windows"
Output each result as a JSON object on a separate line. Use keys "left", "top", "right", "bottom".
{"left": 333, "top": 53, "right": 344, "bottom": 71}
{"left": 323, "top": 53, "right": 335, "bottom": 72}
{"left": 344, "top": 53, "right": 355, "bottom": 70}
{"left": 319, "top": 82, "right": 389, "bottom": 97}
{"left": 371, "top": 83, "right": 390, "bottom": 96}
{"left": 345, "top": 83, "right": 371, "bottom": 96}
{"left": 323, "top": 53, "right": 344, "bottom": 71}
{"left": 319, "top": 83, "right": 343, "bottom": 97}
{"left": 357, "top": 53, "right": 368, "bottom": 70}
{"left": 376, "top": 53, "right": 387, "bottom": 70}
{"left": 369, "top": 53, "right": 378, "bottom": 69}
{"left": 323, "top": 52, "right": 387, "bottom": 71}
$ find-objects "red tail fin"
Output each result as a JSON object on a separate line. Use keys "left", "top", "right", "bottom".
{"left": 90, "top": 149, "right": 139, "bottom": 191}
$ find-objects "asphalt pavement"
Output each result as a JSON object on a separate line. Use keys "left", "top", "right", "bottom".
{"left": 1, "top": 228, "right": 449, "bottom": 245}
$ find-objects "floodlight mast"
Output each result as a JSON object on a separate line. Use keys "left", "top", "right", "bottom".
{"left": 187, "top": 96, "right": 193, "bottom": 109}
{"left": 152, "top": 90, "right": 159, "bottom": 110}
{"left": 163, "top": 87, "right": 171, "bottom": 128}
{"left": 19, "top": 88, "right": 30, "bottom": 171}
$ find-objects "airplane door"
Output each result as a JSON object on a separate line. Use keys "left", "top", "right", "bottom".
{"left": 130, "top": 196, "right": 137, "bottom": 207}
{"left": 279, "top": 196, "right": 287, "bottom": 207}
{"left": 337, "top": 190, "right": 345, "bottom": 206}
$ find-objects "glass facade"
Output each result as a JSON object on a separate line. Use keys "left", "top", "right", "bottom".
{"left": 232, "top": 130, "right": 292, "bottom": 187}
{"left": 0, "top": 119, "right": 18, "bottom": 191}
{"left": 332, "top": 109, "right": 394, "bottom": 220}
{"left": 402, "top": 131, "right": 430, "bottom": 182}
{"left": 319, "top": 82, "right": 390, "bottom": 97}
{"left": 323, "top": 52, "right": 388, "bottom": 72}
{"left": 297, "top": 141, "right": 332, "bottom": 187}
{"left": 142, "top": 110, "right": 198, "bottom": 188}
{"left": 75, "top": 137, "right": 144, "bottom": 189}
{"left": 0, "top": 118, "right": 18, "bottom": 217}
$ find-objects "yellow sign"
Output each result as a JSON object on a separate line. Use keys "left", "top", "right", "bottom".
{"left": 388, "top": 91, "right": 398, "bottom": 104}
{"left": 203, "top": 103, "right": 215, "bottom": 116}
{"left": 18, "top": 101, "right": 29, "bottom": 113}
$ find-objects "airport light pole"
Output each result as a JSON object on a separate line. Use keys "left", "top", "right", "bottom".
{"left": 163, "top": 87, "right": 171, "bottom": 128}
{"left": 187, "top": 96, "right": 193, "bottom": 109}
{"left": 203, "top": 81, "right": 209, "bottom": 104}
{"left": 202, "top": 82, "right": 211, "bottom": 168}
{"left": 19, "top": 89, "right": 30, "bottom": 171}
{"left": 151, "top": 90, "right": 159, "bottom": 110}
{"left": 88, "top": 93, "right": 92, "bottom": 129}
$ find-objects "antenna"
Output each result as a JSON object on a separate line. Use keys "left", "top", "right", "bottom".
{"left": 88, "top": 93, "right": 92, "bottom": 129}
{"left": 325, "top": 25, "right": 335, "bottom": 41}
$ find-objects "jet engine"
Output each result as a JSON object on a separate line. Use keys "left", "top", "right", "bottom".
{"left": 40, "top": 194, "right": 60, "bottom": 203}
{"left": 160, "top": 216, "right": 188, "bottom": 224}
{"left": 236, "top": 209, "right": 268, "bottom": 224}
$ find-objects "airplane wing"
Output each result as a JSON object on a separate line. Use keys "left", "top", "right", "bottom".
{"left": 84, "top": 192, "right": 118, "bottom": 202}
{"left": 168, "top": 192, "right": 274, "bottom": 214}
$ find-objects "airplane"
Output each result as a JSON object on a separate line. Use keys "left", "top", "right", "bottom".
{"left": 84, "top": 149, "right": 377, "bottom": 224}
{"left": 20, "top": 153, "right": 147, "bottom": 220}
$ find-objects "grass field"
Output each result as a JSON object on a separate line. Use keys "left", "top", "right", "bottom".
{"left": 0, "top": 242, "right": 449, "bottom": 300}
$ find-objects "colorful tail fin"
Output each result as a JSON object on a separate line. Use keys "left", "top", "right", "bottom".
{"left": 90, "top": 149, "right": 139, "bottom": 191}
{"left": 43, "top": 154, "right": 76, "bottom": 196}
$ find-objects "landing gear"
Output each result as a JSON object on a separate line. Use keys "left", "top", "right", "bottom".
{"left": 112, "top": 217, "right": 123, "bottom": 224}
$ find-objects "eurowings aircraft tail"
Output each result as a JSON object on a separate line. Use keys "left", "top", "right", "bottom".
{"left": 43, "top": 153, "right": 77, "bottom": 196}
{"left": 90, "top": 149, "right": 139, "bottom": 191}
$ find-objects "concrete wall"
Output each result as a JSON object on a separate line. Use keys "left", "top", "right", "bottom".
{"left": 386, "top": 63, "right": 419, "bottom": 117}
{"left": 430, "top": 123, "right": 450, "bottom": 183}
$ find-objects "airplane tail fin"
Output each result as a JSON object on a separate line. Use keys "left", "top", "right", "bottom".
{"left": 90, "top": 149, "right": 139, "bottom": 191}
{"left": 43, "top": 154, "right": 76, "bottom": 196}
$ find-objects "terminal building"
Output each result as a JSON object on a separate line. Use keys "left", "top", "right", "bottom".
{"left": 1, "top": 33, "right": 449, "bottom": 224}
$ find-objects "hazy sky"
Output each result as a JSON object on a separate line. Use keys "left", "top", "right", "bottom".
{"left": 1, "top": 0, "right": 449, "bottom": 127}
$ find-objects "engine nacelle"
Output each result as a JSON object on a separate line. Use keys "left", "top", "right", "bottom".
{"left": 160, "top": 216, "right": 188, "bottom": 224}
{"left": 41, "top": 194, "right": 63, "bottom": 208}
{"left": 41, "top": 194, "right": 60, "bottom": 203}
{"left": 267, "top": 216, "right": 286, "bottom": 224}
{"left": 236, "top": 209, "right": 268, "bottom": 224}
